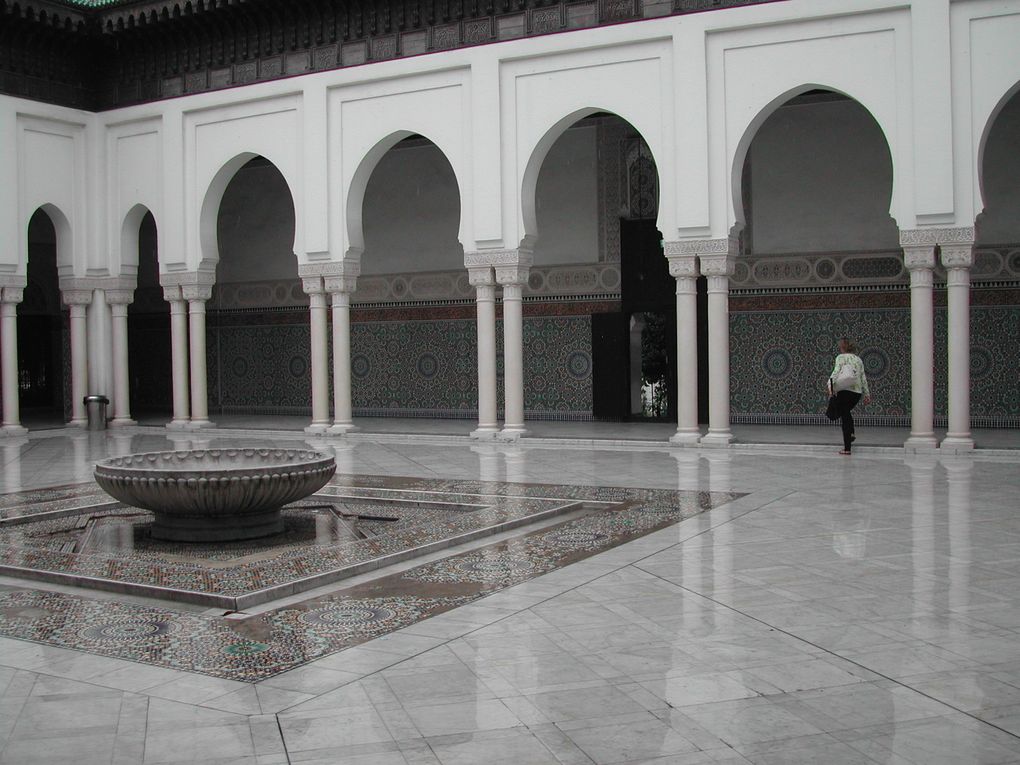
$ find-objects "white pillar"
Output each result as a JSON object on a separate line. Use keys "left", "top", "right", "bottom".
{"left": 107, "top": 291, "right": 136, "bottom": 426}
{"left": 0, "top": 286, "right": 27, "bottom": 435}
{"left": 86, "top": 288, "right": 112, "bottom": 397}
{"left": 700, "top": 250, "right": 735, "bottom": 447}
{"left": 940, "top": 234, "right": 975, "bottom": 452}
{"left": 62, "top": 290, "right": 92, "bottom": 427}
{"left": 470, "top": 267, "right": 499, "bottom": 439}
{"left": 665, "top": 249, "right": 700, "bottom": 445}
{"left": 303, "top": 277, "right": 330, "bottom": 434}
{"left": 326, "top": 276, "right": 357, "bottom": 435}
{"left": 183, "top": 285, "right": 213, "bottom": 428}
{"left": 901, "top": 233, "right": 938, "bottom": 450}
{"left": 164, "top": 286, "right": 191, "bottom": 429}
{"left": 496, "top": 266, "right": 529, "bottom": 439}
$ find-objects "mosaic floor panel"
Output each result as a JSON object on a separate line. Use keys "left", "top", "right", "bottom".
{"left": 0, "top": 477, "right": 741, "bottom": 682}
{"left": 0, "top": 475, "right": 602, "bottom": 608}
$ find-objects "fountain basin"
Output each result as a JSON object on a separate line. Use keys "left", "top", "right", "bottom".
{"left": 94, "top": 448, "right": 336, "bottom": 542}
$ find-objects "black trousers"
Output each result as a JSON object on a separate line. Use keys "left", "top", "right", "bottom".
{"left": 835, "top": 390, "right": 862, "bottom": 451}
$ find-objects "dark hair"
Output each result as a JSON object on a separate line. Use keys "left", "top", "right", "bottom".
{"left": 841, "top": 337, "right": 858, "bottom": 354}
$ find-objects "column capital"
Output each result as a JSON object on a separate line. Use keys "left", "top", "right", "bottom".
{"left": 699, "top": 254, "right": 736, "bottom": 278}
{"left": 324, "top": 275, "right": 358, "bottom": 294}
{"left": 181, "top": 284, "right": 213, "bottom": 302}
{"left": 467, "top": 266, "right": 495, "bottom": 287}
{"left": 302, "top": 276, "right": 325, "bottom": 296}
{"left": 495, "top": 265, "right": 530, "bottom": 286}
{"left": 105, "top": 290, "right": 135, "bottom": 306}
{"left": 663, "top": 254, "right": 699, "bottom": 279}
{"left": 162, "top": 285, "right": 184, "bottom": 303}
{"left": 61, "top": 289, "right": 93, "bottom": 307}
{"left": 1, "top": 287, "right": 24, "bottom": 305}
{"left": 902, "top": 247, "right": 937, "bottom": 272}
{"left": 940, "top": 243, "right": 975, "bottom": 270}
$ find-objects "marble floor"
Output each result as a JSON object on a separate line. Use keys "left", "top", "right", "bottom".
{"left": 1, "top": 427, "right": 1020, "bottom": 764}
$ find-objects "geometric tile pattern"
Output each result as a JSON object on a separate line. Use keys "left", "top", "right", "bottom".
{"left": 0, "top": 479, "right": 739, "bottom": 682}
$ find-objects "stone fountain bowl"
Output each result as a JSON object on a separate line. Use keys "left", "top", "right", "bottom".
{"left": 94, "top": 448, "right": 336, "bottom": 542}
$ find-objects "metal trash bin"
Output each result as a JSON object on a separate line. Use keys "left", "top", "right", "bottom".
{"left": 84, "top": 395, "right": 110, "bottom": 431}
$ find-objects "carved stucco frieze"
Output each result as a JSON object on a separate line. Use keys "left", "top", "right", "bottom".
{"left": 899, "top": 227, "right": 975, "bottom": 247}
{"left": 299, "top": 260, "right": 361, "bottom": 279}
{"left": 160, "top": 270, "right": 216, "bottom": 289}
{"left": 663, "top": 237, "right": 737, "bottom": 258}
{"left": 464, "top": 249, "right": 532, "bottom": 269}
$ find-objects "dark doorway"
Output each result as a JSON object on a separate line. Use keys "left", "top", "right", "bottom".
{"left": 128, "top": 212, "right": 172, "bottom": 419}
{"left": 592, "top": 219, "right": 707, "bottom": 423}
{"left": 18, "top": 211, "right": 65, "bottom": 424}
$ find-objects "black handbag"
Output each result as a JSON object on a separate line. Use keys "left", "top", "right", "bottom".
{"left": 825, "top": 394, "right": 839, "bottom": 421}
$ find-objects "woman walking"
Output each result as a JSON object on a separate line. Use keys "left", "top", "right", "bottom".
{"left": 828, "top": 338, "right": 871, "bottom": 455}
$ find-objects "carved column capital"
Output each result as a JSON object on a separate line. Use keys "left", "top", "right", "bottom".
{"left": 940, "top": 244, "right": 975, "bottom": 271}
{"left": 324, "top": 275, "right": 358, "bottom": 294}
{"left": 467, "top": 266, "right": 495, "bottom": 287}
{"left": 61, "top": 289, "right": 93, "bottom": 307}
{"left": 181, "top": 284, "right": 213, "bottom": 302}
{"left": 1, "top": 287, "right": 24, "bottom": 305}
{"left": 162, "top": 285, "right": 184, "bottom": 303}
{"left": 903, "top": 247, "right": 937, "bottom": 272}
{"left": 699, "top": 254, "right": 736, "bottom": 278}
{"left": 495, "top": 265, "right": 530, "bottom": 286}
{"left": 663, "top": 253, "right": 699, "bottom": 279}
{"left": 302, "top": 276, "right": 325, "bottom": 296}
{"left": 105, "top": 290, "right": 135, "bottom": 306}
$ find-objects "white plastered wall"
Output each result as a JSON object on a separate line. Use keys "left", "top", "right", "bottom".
{"left": 503, "top": 39, "right": 674, "bottom": 250}
{"left": 328, "top": 69, "right": 472, "bottom": 262}
{"left": 952, "top": 1, "right": 1020, "bottom": 227}
{"left": 705, "top": 8, "right": 911, "bottom": 240}
{"left": 2, "top": 0, "right": 1019, "bottom": 285}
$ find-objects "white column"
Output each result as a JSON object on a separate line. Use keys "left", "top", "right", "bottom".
{"left": 902, "top": 235, "right": 938, "bottom": 450}
{"left": 164, "top": 286, "right": 191, "bottom": 429}
{"left": 183, "top": 285, "right": 213, "bottom": 428}
{"left": 665, "top": 249, "right": 700, "bottom": 445}
{"left": 496, "top": 265, "right": 529, "bottom": 439}
{"left": 700, "top": 251, "right": 735, "bottom": 446}
{"left": 470, "top": 267, "right": 499, "bottom": 439}
{"left": 303, "top": 277, "right": 330, "bottom": 434}
{"left": 86, "top": 287, "right": 112, "bottom": 398}
{"left": 107, "top": 291, "right": 135, "bottom": 426}
{"left": 326, "top": 276, "right": 357, "bottom": 435}
{"left": 62, "top": 290, "right": 92, "bottom": 427}
{"left": 940, "top": 235, "right": 975, "bottom": 452}
{"left": 0, "top": 286, "right": 27, "bottom": 435}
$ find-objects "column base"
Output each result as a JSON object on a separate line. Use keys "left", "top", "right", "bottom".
{"left": 68, "top": 418, "right": 87, "bottom": 428}
{"left": 188, "top": 419, "right": 215, "bottom": 430}
{"left": 497, "top": 427, "right": 527, "bottom": 441}
{"left": 328, "top": 423, "right": 359, "bottom": 436}
{"left": 109, "top": 418, "right": 137, "bottom": 428}
{"left": 699, "top": 430, "right": 733, "bottom": 447}
{"left": 304, "top": 423, "right": 331, "bottom": 435}
{"left": 904, "top": 434, "right": 938, "bottom": 452}
{"left": 669, "top": 429, "right": 701, "bottom": 447}
{"left": 471, "top": 426, "right": 500, "bottom": 440}
{"left": 0, "top": 425, "right": 28, "bottom": 436}
{"left": 940, "top": 435, "right": 975, "bottom": 454}
{"left": 166, "top": 420, "right": 192, "bottom": 431}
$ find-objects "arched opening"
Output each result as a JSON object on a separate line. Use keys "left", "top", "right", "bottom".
{"left": 732, "top": 89, "right": 900, "bottom": 424}
{"left": 210, "top": 156, "right": 300, "bottom": 417}
{"left": 525, "top": 112, "right": 680, "bottom": 424}
{"left": 17, "top": 209, "right": 67, "bottom": 426}
{"left": 127, "top": 211, "right": 171, "bottom": 420}
{"left": 349, "top": 135, "right": 468, "bottom": 418}
{"left": 973, "top": 86, "right": 1020, "bottom": 422}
